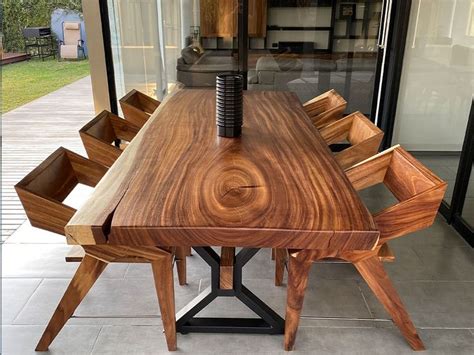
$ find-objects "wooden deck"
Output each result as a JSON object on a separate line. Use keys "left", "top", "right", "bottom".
{"left": 1, "top": 52, "right": 31, "bottom": 65}
{"left": 2, "top": 76, "right": 95, "bottom": 241}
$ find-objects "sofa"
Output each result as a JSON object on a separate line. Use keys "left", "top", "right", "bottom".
{"left": 249, "top": 56, "right": 376, "bottom": 114}
{"left": 177, "top": 49, "right": 237, "bottom": 87}
{"left": 176, "top": 49, "right": 377, "bottom": 114}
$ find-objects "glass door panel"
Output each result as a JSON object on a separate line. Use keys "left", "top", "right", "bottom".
{"left": 107, "top": 0, "right": 239, "bottom": 105}
{"left": 247, "top": 0, "right": 384, "bottom": 116}
{"left": 392, "top": 0, "right": 474, "bottom": 206}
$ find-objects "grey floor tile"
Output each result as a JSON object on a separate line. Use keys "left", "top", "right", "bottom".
{"left": 14, "top": 277, "right": 198, "bottom": 326}
{"left": 361, "top": 281, "right": 474, "bottom": 328}
{"left": 2, "top": 278, "right": 42, "bottom": 324}
{"left": 5, "top": 221, "right": 65, "bottom": 244}
{"left": 389, "top": 216, "right": 469, "bottom": 248}
{"left": 2, "top": 244, "right": 128, "bottom": 279}
{"left": 1, "top": 324, "right": 101, "bottom": 355}
{"left": 196, "top": 278, "right": 371, "bottom": 319}
{"left": 93, "top": 325, "right": 282, "bottom": 355}
{"left": 289, "top": 327, "right": 474, "bottom": 355}
{"left": 414, "top": 245, "right": 474, "bottom": 281}
{"left": 91, "top": 325, "right": 169, "bottom": 354}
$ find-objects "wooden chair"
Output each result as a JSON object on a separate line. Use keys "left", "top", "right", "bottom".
{"left": 79, "top": 110, "right": 140, "bottom": 167}
{"left": 303, "top": 89, "right": 347, "bottom": 129}
{"left": 319, "top": 111, "right": 384, "bottom": 170}
{"left": 278, "top": 145, "right": 447, "bottom": 351}
{"left": 15, "top": 147, "right": 180, "bottom": 351}
{"left": 119, "top": 89, "right": 161, "bottom": 128}
{"left": 79, "top": 111, "right": 191, "bottom": 281}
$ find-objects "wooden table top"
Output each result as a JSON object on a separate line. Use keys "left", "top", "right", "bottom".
{"left": 66, "top": 89, "right": 379, "bottom": 251}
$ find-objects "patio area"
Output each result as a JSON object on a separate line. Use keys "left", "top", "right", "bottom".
{"left": 1, "top": 78, "right": 473, "bottom": 354}
{"left": 2, "top": 76, "right": 94, "bottom": 240}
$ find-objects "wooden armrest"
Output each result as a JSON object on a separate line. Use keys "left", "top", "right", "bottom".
{"left": 374, "top": 183, "right": 446, "bottom": 242}
{"left": 15, "top": 147, "right": 108, "bottom": 236}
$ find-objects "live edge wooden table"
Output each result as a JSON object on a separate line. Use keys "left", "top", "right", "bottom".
{"left": 65, "top": 89, "right": 379, "bottom": 350}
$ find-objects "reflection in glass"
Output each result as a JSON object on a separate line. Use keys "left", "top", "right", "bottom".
{"left": 392, "top": 0, "right": 474, "bottom": 205}
{"left": 107, "top": 0, "right": 383, "bottom": 116}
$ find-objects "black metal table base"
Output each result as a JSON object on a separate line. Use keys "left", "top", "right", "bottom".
{"left": 176, "top": 247, "right": 285, "bottom": 335}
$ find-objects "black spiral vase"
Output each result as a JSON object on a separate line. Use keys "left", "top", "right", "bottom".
{"left": 216, "top": 73, "right": 243, "bottom": 138}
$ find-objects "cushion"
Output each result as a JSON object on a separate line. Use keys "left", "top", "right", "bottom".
{"left": 181, "top": 46, "right": 201, "bottom": 64}
{"left": 61, "top": 45, "right": 78, "bottom": 59}
{"left": 64, "top": 22, "right": 80, "bottom": 30}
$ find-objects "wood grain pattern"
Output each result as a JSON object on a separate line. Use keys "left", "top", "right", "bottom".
{"left": 279, "top": 145, "right": 446, "bottom": 351}
{"left": 354, "top": 256, "right": 425, "bottom": 350}
{"left": 200, "top": 0, "right": 266, "bottom": 37}
{"left": 345, "top": 146, "right": 447, "bottom": 243}
{"left": 80, "top": 110, "right": 140, "bottom": 167}
{"left": 320, "top": 111, "right": 384, "bottom": 169}
{"left": 35, "top": 245, "right": 177, "bottom": 352}
{"left": 248, "top": 0, "right": 267, "bottom": 37}
{"left": 15, "top": 147, "right": 108, "bottom": 237}
{"left": 15, "top": 148, "right": 181, "bottom": 352}
{"left": 303, "top": 90, "right": 347, "bottom": 129}
{"left": 119, "top": 89, "right": 160, "bottom": 128}
{"left": 274, "top": 248, "right": 287, "bottom": 286}
{"left": 35, "top": 254, "right": 107, "bottom": 351}
{"left": 67, "top": 89, "right": 378, "bottom": 251}
{"left": 284, "top": 249, "right": 314, "bottom": 351}
{"left": 220, "top": 247, "right": 235, "bottom": 289}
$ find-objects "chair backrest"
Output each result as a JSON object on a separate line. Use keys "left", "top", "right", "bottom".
{"left": 320, "top": 111, "right": 384, "bottom": 169}
{"left": 63, "top": 22, "right": 81, "bottom": 45}
{"left": 303, "top": 89, "right": 347, "bottom": 129}
{"left": 79, "top": 110, "right": 140, "bottom": 167}
{"left": 345, "top": 145, "right": 447, "bottom": 243}
{"left": 119, "top": 89, "right": 161, "bottom": 128}
{"left": 15, "top": 147, "right": 108, "bottom": 235}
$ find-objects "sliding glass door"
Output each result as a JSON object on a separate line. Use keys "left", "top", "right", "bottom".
{"left": 391, "top": 0, "right": 474, "bottom": 243}
{"left": 246, "top": 0, "right": 385, "bottom": 116}
{"left": 106, "top": 0, "right": 389, "bottom": 118}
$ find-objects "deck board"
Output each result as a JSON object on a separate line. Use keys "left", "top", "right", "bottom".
{"left": 2, "top": 76, "right": 95, "bottom": 241}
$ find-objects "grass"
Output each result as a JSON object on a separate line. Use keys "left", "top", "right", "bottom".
{"left": 2, "top": 58, "right": 90, "bottom": 114}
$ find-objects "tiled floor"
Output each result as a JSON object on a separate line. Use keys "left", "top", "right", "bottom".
{"left": 2, "top": 186, "right": 473, "bottom": 354}
{"left": 413, "top": 152, "right": 474, "bottom": 226}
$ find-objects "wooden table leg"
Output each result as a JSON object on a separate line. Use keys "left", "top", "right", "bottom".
{"left": 284, "top": 250, "right": 314, "bottom": 351}
{"left": 353, "top": 255, "right": 425, "bottom": 351}
{"left": 35, "top": 255, "right": 107, "bottom": 351}
{"left": 274, "top": 248, "right": 287, "bottom": 286}
{"left": 151, "top": 253, "right": 177, "bottom": 351}
{"left": 175, "top": 247, "right": 187, "bottom": 286}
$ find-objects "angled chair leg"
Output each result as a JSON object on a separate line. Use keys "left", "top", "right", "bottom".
{"left": 151, "top": 254, "right": 177, "bottom": 351}
{"left": 184, "top": 246, "right": 192, "bottom": 256}
{"left": 284, "top": 250, "right": 313, "bottom": 351}
{"left": 35, "top": 255, "right": 107, "bottom": 351}
{"left": 271, "top": 248, "right": 276, "bottom": 260}
{"left": 353, "top": 256, "right": 425, "bottom": 351}
{"left": 175, "top": 247, "right": 187, "bottom": 285}
{"left": 275, "top": 248, "right": 287, "bottom": 286}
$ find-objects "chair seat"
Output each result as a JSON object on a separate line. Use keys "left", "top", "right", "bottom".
{"left": 60, "top": 45, "right": 78, "bottom": 59}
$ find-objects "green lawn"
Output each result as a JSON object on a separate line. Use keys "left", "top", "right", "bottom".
{"left": 2, "top": 58, "right": 90, "bottom": 113}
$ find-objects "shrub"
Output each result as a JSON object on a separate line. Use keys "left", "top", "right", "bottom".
{"left": 2, "top": 0, "right": 82, "bottom": 52}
